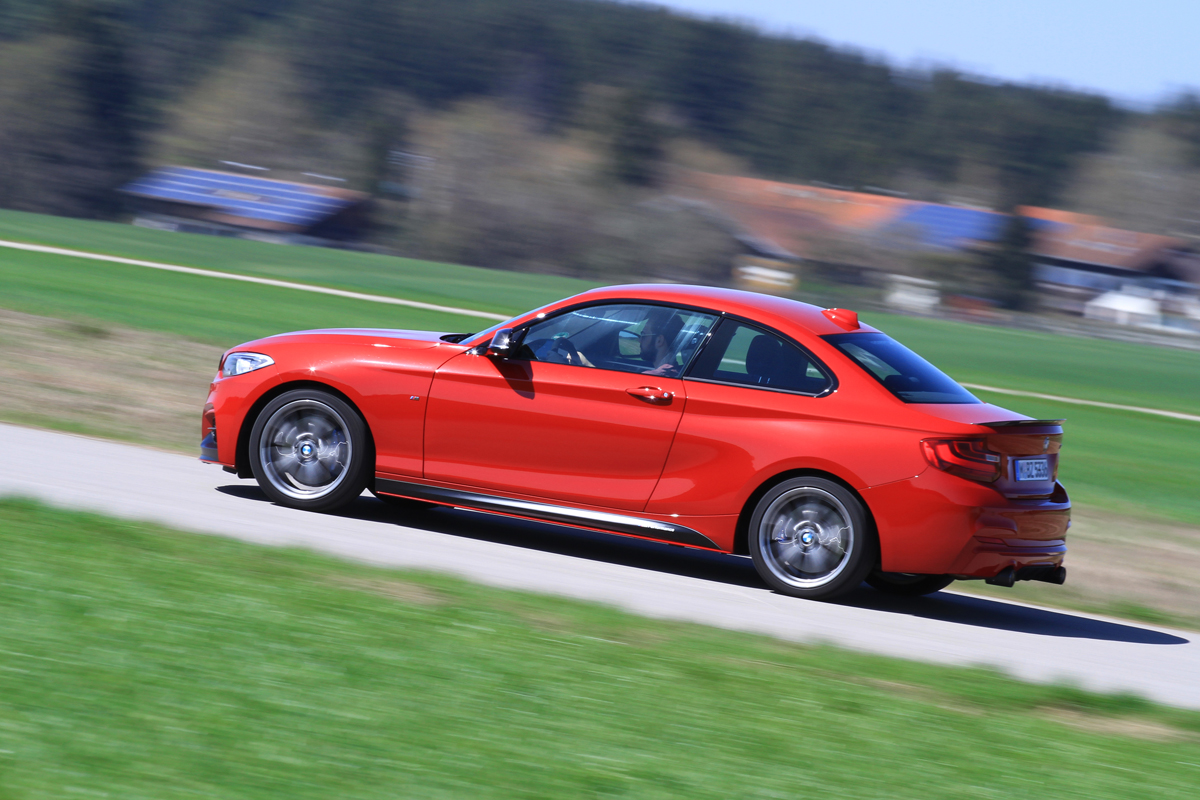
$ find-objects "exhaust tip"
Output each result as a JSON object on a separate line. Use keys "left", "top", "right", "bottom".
{"left": 985, "top": 566, "right": 1016, "bottom": 587}
{"left": 1043, "top": 566, "right": 1067, "bottom": 585}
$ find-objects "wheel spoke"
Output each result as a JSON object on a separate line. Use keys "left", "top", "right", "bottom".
{"left": 272, "top": 421, "right": 299, "bottom": 448}
{"left": 305, "top": 415, "right": 336, "bottom": 439}
{"left": 272, "top": 451, "right": 300, "bottom": 477}
{"left": 774, "top": 540, "right": 804, "bottom": 568}
{"left": 801, "top": 545, "right": 838, "bottom": 574}
{"left": 295, "top": 460, "right": 332, "bottom": 487}
{"left": 317, "top": 447, "right": 345, "bottom": 476}
{"left": 818, "top": 527, "right": 847, "bottom": 556}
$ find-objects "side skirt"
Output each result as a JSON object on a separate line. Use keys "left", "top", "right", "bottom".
{"left": 375, "top": 477, "right": 720, "bottom": 550}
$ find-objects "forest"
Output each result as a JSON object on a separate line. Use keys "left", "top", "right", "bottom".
{"left": 3, "top": 0, "right": 1200, "bottom": 281}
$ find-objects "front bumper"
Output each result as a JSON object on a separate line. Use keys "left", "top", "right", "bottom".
{"left": 199, "top": 366, "right": 281, "bottom": 468}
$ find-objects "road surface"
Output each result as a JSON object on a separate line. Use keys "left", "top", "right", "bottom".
{"left": 3, "top": 423, "right": 1196, "bottom": 709}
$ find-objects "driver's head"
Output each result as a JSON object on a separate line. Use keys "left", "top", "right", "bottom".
{"left": 640, "top": 312, "right": 684, "bottom": 350}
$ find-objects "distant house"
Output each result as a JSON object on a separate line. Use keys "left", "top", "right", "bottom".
{"left": 120, "top": 167, "right": 371, "bottom": 243}
{"left": 672, "top": 172, "right": 1200, "bottom": 326}
{"left": 673, "top": 171, "right": 910, "bottom": 257}
{"left": 1021, "top": 206, "right": 1200, "bottom": 316}
{"left": 1083, "top": 291, "right": 1162, "bottom": 327}
{"left": 673, "top": 171, "right": 1035, "bottom": 273}
{"left": 879, "top": 204, "right": 1012, "bottom": 250}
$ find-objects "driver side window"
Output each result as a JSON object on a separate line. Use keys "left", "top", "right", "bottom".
{"left": 515, "top": 303, "right": 717, "bottom": 376}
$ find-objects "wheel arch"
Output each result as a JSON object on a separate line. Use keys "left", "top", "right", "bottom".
{"left": 732, "top": 468, "right": 879, "bottom": 558}
{"left": 234, "top": 380, "right": 376, "bottom": 480}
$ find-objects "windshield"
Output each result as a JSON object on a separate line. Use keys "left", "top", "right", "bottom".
{"left": 823, "top": 332, "right": 979, "bottom": 404}
{"left": 462, "top": 302, "right": 560, "bottom": 347}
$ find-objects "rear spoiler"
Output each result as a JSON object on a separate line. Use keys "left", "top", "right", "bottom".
{"left": 978, "top": 419, "right": 1065, "bottom": 428}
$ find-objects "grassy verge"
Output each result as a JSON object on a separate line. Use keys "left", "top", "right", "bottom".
{"left": 2, "top": 498, "right": 1199, "bottom": 800}
{"left": 0, "top": 208, "right": 598, "bottom": 316}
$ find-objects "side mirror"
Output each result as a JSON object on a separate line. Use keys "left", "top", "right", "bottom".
{"left": 485, "top": 328, "right": 514, "bottom": 357}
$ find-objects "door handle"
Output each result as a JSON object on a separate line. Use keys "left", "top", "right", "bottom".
{"left": 626, "top": 386, "right": 674, "bottom": 404}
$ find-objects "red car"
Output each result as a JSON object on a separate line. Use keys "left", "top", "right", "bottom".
{"left": 201, "top": 284, "right": 1069, "bottom": 600}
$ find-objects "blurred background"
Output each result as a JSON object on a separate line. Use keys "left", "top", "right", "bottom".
{"left": 2, "top": 0, "right": 1199, "bottom": 342}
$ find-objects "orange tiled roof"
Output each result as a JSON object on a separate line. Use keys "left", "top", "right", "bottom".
{"left": 1032, "top": 222, "right": 1186, "bottom": 271}
{"left": 673, "top": 171, "right": 919, "bottom": 256}
{"left": 680, "top": 172, "right": 914, "bottom": 229}
{"left": 1018, "top": 206, "right": 1106, "bottom": 227}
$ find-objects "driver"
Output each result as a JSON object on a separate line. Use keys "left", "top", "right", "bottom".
{"left": 639, "top": 313, "right": 684, "bottom": 376}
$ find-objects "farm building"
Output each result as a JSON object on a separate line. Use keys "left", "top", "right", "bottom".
{"left": 120, "top": 167, "right": 371, "bottom": 243}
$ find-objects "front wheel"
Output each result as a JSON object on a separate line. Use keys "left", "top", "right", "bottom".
{"left": 748, "top": 477, "right": 876, "bottom": 600}
{"left": 249, "top": 389, "right": 371, "bottom": 512}
{"left": 866, "top": 572, "right": 955, "bottom": 597}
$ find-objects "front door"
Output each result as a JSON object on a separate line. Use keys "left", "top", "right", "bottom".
{"left": 423, "top": 302, "right": 717, "bottom": 512}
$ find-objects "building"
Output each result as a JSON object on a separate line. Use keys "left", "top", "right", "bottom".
{"left": 121, "top": 167, "right": 371, "bottom": 243}
{"left": 1022, "top": 206, "right": 1200, "bottom": 325}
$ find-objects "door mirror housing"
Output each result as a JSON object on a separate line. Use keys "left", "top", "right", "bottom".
{"left": 486, "top": 328, "right": 515, "bottom": 357}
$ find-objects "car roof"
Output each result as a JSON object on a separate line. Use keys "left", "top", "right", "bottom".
{"left": 573, "top": 284, "right": 879, "bottom": 338}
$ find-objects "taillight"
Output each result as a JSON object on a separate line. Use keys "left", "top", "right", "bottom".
{"left": 921, "top": 438, "right": 1001, "bottom": 483}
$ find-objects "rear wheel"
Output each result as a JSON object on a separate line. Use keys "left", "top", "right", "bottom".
{"left": 866, "top": 571, "right": 955, "bottom": 597}
{"left": 748, "top": 477, "right": 876, "bottom": 600}
{"left": 249, "top": 389, "right": 370, "bottom": 512}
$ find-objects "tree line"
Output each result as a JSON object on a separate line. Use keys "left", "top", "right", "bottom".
{"left": 2, "top": 0, "right": 1196, "bottom": 220}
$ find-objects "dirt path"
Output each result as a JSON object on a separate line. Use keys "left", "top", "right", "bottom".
{"left": 962, "top": 383, "right": 1200, "bottom": 423}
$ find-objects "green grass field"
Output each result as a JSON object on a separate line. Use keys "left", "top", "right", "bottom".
{"left": 2, "top": 499, "right": 1198, "bottom": 800}
{"left": 0, "top": 208, "right": 598, "bottom": 317}
{"left": 0, "top": 245, "right": 489, "bottom": 346}
{"left": 2, "top": 209, "right": 1198, "bottom": 524}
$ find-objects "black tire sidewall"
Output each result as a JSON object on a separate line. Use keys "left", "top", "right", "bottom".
{"left": 748, "top": 476, "right": 877, "bottom": 600}
{"left": 249, "top": 389, "right": 371, "bottom": 512}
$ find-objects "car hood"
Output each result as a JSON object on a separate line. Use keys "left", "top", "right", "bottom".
{"left": 252, "top": 328, "right": 455, "bottom": 350}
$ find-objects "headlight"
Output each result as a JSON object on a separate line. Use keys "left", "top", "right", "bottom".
{"left": 222, "top": 352, "right": 274, "bottom": 378}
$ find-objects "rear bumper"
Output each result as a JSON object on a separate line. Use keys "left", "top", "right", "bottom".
{"left": 863, "top": 471, "right": 1070, "bottom": 577}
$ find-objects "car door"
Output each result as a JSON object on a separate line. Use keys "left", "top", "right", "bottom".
{"left": 423, "top": 302, "right": 717, "bottom": 512}
{"left": 646, "top": 318, "right": 838, "bottom": 516}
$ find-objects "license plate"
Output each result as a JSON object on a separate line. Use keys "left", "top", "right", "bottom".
{"left": 1015, "top": 458, "right": 1050, "bottom": 481}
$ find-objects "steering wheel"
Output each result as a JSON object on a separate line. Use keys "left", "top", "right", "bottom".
{"left": 551, "top": 337, "right": 583, "bottom": 366}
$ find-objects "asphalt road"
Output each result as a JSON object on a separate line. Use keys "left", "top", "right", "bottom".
{"left": 4, "top": 422, "right": 1197, "bottom": 709}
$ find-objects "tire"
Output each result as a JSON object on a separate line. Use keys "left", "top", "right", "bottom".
{"left": 748, "top": 477, "right": 876, "bottom": 600}
{"left": 249, "top": 389, "right": 371, "bottom": 512}
{"left": 866, "top": 571, "right": 955, "bottom": 597}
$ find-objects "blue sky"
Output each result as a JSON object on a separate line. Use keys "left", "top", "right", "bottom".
{"left": 651, "top": 1, "right": 1198, "bottom": 106}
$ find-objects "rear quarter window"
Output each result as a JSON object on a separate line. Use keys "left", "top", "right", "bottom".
{"left": 823, "top": 332, "right": 979, "bottom": 404}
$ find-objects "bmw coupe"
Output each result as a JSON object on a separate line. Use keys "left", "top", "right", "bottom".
{"left": 201, "top": 284, "right": 1069, "bottom": 600}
